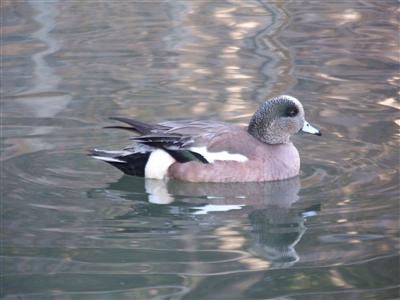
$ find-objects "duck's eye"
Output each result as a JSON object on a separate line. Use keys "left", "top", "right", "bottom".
{"left": 286, "top": 108, "right": 298, "bottom": 117}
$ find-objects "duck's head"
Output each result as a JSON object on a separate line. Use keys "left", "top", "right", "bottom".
{"left": 248, "top": 95, "right": 321, "bottom": 145}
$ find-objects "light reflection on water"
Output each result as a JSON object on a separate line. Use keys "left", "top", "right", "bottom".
{"left": 2, "top": 0, "right": 399, "bottom": 299}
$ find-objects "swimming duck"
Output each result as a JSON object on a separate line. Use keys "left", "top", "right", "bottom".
{"left": 89, "top": 95, "right": 321, "bottom": 182}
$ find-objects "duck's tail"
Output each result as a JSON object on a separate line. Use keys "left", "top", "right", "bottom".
{"left": 88, "top": 149, "right": 151, "bottom": 177}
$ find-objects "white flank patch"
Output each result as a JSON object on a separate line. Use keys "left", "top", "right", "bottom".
{"left": 145, "top": 149, "right": 176, "bottom": 179}
{"left": 189, "top": 146, "right": 248, "bottom": 163}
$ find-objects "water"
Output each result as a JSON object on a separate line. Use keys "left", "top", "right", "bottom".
{"left": 2, "top": 1, "right": 399, "bottom": 299}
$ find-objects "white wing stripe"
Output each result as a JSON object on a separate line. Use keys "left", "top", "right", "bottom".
{"left": 189, "top": 146, "right": 248, "bottom": 163}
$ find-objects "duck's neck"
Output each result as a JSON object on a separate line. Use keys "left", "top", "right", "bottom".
{"left": 248, "top": 122, "right": 290, "bottom": 145}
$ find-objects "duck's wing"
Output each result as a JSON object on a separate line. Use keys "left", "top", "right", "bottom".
{"left": 105, "top": 118, "right": 252, "bottom": 163}
{"left": 105, "top": 117, "right": 165, "bottom": 135}
{"left": 108, "top": 118, "right": 230, "bottom": 149}
{"left": 104, "top": 118, "right": 221, "bottom": 163}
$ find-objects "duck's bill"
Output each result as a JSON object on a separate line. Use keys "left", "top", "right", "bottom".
{"left": 301, "top": 121, "right": 322, "bottom": 136}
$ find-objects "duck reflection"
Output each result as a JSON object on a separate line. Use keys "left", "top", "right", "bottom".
{"left": 165, "top": 177, "right": 318, "bottom": 267}
{"left": 248, "top": 208, "right": 305, "bottom": 267}
{"left": 102, "top": 176, "right": 320, "bottom": 268}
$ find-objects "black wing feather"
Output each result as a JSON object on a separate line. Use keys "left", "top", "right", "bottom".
{"left": 108, "top": 117, "right": 158, "bottom": 135}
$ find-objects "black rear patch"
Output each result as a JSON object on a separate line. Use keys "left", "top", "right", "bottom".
{"left": 111, "top": 152, "right": 151, "bottom": 177}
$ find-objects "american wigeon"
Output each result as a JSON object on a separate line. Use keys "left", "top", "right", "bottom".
{"left": 90, "top": 95, "right": 321, "bottom": 182}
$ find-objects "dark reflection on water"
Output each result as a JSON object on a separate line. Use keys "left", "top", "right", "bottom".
{"left": 2, "top": 0, "right": 399, "bottom": 299}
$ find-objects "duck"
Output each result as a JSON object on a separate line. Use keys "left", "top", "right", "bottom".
{"left": 89, "top": 95, "right": 321, "bottom": 182}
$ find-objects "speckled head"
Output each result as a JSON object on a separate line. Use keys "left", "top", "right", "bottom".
{"left": 248, "top": 95, "right": 320, "bottom": 144}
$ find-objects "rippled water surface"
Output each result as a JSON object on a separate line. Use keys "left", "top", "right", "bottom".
{"left": 2, "top": 1, "right": 399, "bottom": 299}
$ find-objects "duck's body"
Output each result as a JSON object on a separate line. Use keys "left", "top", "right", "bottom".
{"left": 90, "top": 95, "right": 321, "bottom": 182}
